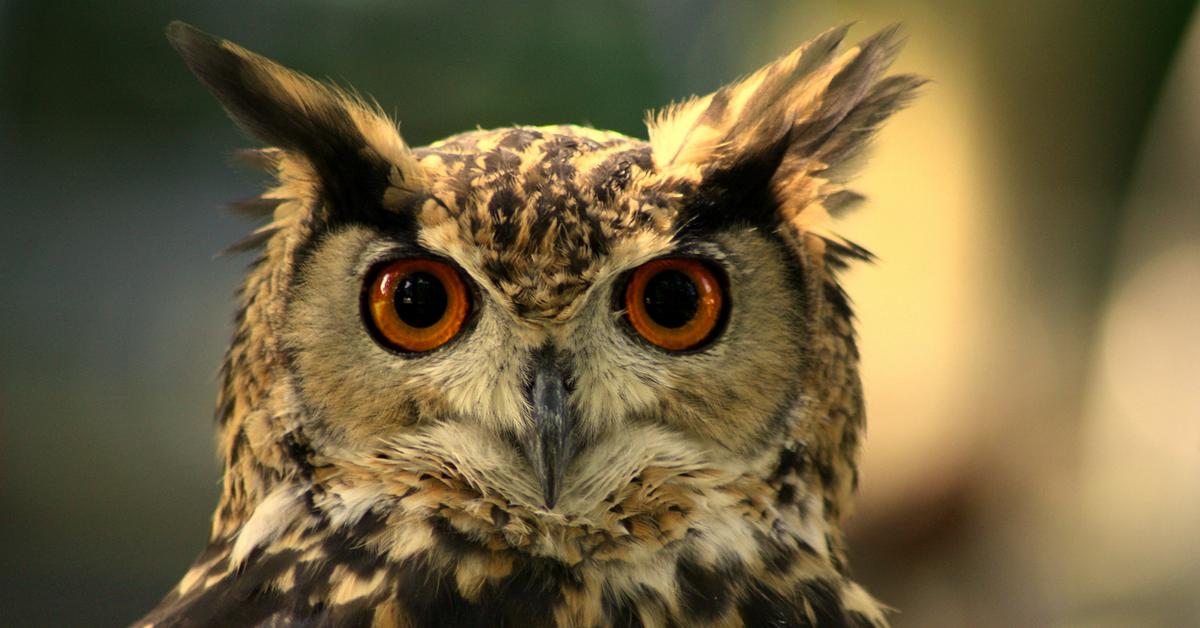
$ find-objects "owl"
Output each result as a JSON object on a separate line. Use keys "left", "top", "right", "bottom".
{"left": 139, "top": 21, "right": 921, "bottom": 628}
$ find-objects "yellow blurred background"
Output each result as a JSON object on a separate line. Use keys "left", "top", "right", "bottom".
{"left": 1, "top": 1, "right": 1196, "bottom": 625}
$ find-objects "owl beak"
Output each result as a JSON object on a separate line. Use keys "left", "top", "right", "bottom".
{"left": 522, "top": 345, "right": 577, "bottom": 510}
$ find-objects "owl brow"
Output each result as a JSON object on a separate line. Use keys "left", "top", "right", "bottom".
{"left": 658, "top": 240, "right": 731, "bottom": 269}
{"left": 368, "top": 243, "right": 447, "bottom": 271}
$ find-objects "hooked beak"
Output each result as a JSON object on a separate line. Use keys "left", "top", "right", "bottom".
{"left": 520, "top": 345, "right": 577, "bottom": 509}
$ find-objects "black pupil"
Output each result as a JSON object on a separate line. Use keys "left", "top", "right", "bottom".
{"left": 394, "top": 272, "right": 448, "bottom": 328}
{"left": 643, "top": 270, "right": 699, "bottom": 328}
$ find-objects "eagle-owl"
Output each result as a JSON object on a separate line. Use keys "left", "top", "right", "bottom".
{"left": 141, "top": 21, "right": 921, "bottom": 628}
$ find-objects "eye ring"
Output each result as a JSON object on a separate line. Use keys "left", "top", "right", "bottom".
{"left": 623, "top": 258, "right": 726, "bottom": 351}
{"left": 363, "top": 258, "right": 471, "bottom": 353}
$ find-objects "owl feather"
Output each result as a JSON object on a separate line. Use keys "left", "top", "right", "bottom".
{"left": 137, "top": 21, "right": 921, "bottom": 628}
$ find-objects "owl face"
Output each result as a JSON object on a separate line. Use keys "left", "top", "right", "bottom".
{"left": 168, "top": 21, "right": 920, "bottom": 555}
{"left": 284, "top": 125, "right": 808, "bottom": 511}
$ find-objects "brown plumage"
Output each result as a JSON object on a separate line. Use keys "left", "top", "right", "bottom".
{"left": 138, "top": 20, "right": 922, "bottom": 627}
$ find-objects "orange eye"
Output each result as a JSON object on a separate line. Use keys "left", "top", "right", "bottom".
{"left": 623, "top": 258, "right": 725, "bottom": 351}
{"left": 364, "top": 259, "right": 471, "bottom": 353}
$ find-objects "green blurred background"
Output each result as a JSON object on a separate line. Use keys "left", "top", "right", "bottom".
{"left": 2, "top": 1, "right": 1197, "bottom": 626}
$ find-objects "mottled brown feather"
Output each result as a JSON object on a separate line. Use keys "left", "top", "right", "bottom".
{"left": 139, "top": 20, "right": 920, "bottom": 628}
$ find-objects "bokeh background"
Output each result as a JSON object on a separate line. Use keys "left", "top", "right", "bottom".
{"left": 2, "top": 1, "right": 1197, "bottom": 625}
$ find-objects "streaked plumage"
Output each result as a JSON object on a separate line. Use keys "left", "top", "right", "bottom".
{"left": 139, "top": 21, "right": 921, "bottom": 627}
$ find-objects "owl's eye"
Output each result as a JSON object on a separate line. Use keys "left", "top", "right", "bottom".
{"left": 623, "top": 258, "right": 725, "bottom": 351}
{"left": 364, "top": 259, "right": 471, "bottom": 353}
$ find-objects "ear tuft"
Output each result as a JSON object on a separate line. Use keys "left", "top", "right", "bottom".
{"left": 647, "top": 24, "right": 854, "bottom": 175}
{"left": 166, "top": 21, "right": 333, "bottom": 154}
{"left": 651, "top": 25, "right": 923, "bottom": 256}
{"left": 647, "top": 25, "right": 919, "bottom": 179}
{"left": 167, "top": 21, "right": 425, "bottom": 221}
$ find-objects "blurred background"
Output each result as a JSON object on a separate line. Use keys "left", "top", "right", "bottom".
{"left": 1, "top": 1, "right": 1197, "bottom": 625}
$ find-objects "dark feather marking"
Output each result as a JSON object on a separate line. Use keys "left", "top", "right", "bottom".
{"left": 824, "top": 238, "right": 875, "bottom": 265}
{"left": 488, "top": 185, "right": 521, "bottom": 247}
{"left": 738, "top": 586, "right": 807, "bottom": 628}
{"left": 675, "top": 554, "right": 738, "bottom": 621}
{"left": 419, "top": 517, "right": 574, "bottom": 623}
{"left": 776, "top": 482, "right": 797, "bottom": 505}
{"left": 756, "top": 527, "right": 800, "bottom": 575}
{"left": 674, "top": 132, "right": 791, "bottom": 237}
{"left": 738, "top": 578, "right": 850, "bottom": 627}
{"left": 824, "top": 282, "right": 857, "bottom": 334}
{"left": 602, "top": 589, "right": 646, "bottom": 628}
{"left": 389, "top": 551, "right": 576, "bottom": 628}
{"left": 145, "top": 549, "right": 304, "bottom": 627}
{"left": 814, "top": 455, "right": 837, "bottom": 493}
{"left": 589, "top": 148, "right": 652, "bottom": 203}
{"left": 796, "top": 579, "right": 852, "bottom": 626}
{"left": 322, "top": 603, "right": 375, "bottom": 628}
{"left": 317, "top": 509, "right": 389, "bottom": 577}
{"left": 424, "top": 514, "right": 581, "bottom": 623}
{"left": 771, "top": 442, "right": 809, "bottom": 481}
{"left": 827, "top": 535, "right": 848, "bottom": 576}
{"left": 497, "top": 127, "right": 543, "bottom": 151}
{"left": 427, "top": 511, "right": 485, "bottom": 560}
{"left": 280, "top": 430, "right": 316, "bottom": 480}
{"left": 391, "top": 561, "right": 481, "bottom": 628}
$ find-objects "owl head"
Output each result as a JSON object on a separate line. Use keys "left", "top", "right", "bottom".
{"left": 168, "top": 22, "right": 920, "bottom": 571}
